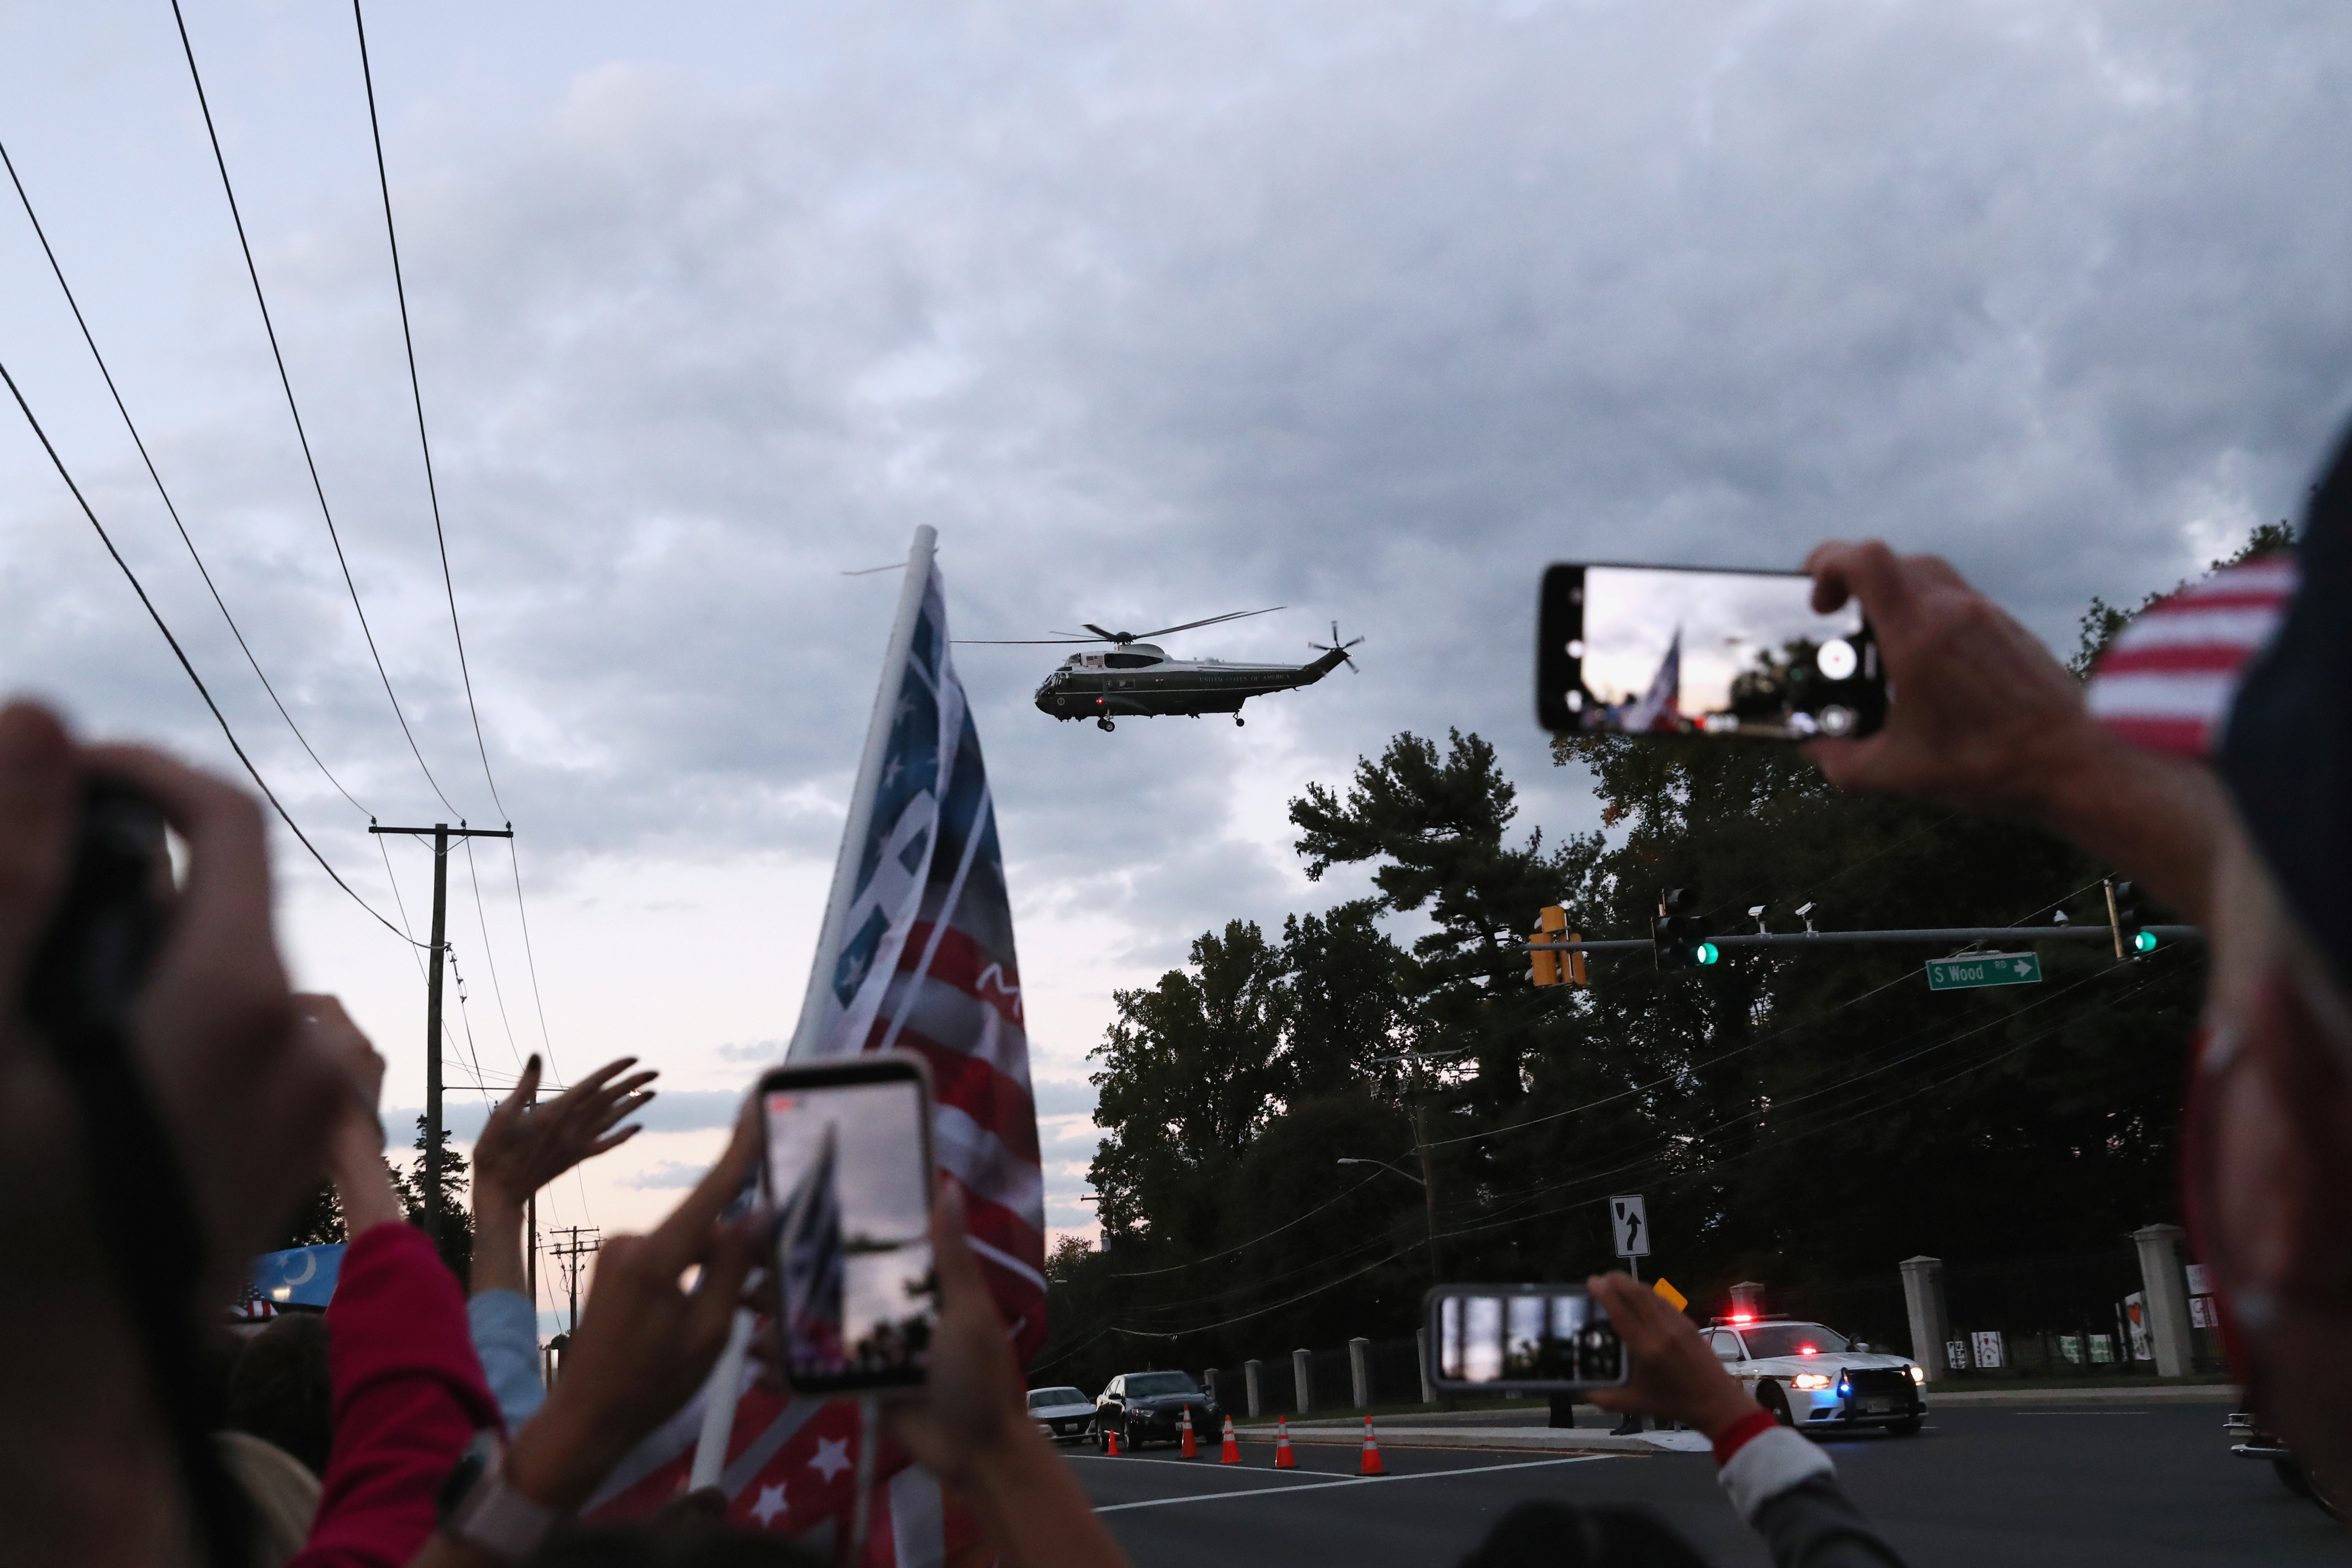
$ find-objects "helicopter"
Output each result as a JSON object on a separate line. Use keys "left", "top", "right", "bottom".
{"left": 959, "top": 608, "right": 1362, "bottom": 730}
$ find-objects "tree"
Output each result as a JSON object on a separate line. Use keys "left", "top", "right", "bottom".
{"left": 392, "top": 1115, "right": 474, "bottom": 1285}
{"left": 271, "top": 1179, "right": 346, "bottom": 1251}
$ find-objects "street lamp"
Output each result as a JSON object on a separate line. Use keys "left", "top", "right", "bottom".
{"left": 1338, "top": 1157, "right": 1440, "bottom": 1282}
{"left": 1336, "top": 1156, "right": 1424, "bottom": 1187}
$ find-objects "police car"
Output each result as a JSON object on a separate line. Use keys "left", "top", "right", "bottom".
{"left": 1707, "top": 1316, "right": 1926, "bottom": 1435}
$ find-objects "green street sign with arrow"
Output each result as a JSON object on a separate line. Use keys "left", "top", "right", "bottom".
{"left": 1926, "top": 951, "right": 2042, "bottom": 991}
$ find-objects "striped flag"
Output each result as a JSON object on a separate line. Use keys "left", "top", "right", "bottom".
{"left": 586, "top": 526, "right": 1041, "bottom": 1567}
{"left": 2087, "top": 554, "right": 2299, "bottom": 757}
{"left": 779, "top": 1125, "right": 847, "bottom": 1374}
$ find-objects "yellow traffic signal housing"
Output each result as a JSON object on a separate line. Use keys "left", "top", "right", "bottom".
{"left": 1530, "top": 905, "right": 1587, "bottom": 986}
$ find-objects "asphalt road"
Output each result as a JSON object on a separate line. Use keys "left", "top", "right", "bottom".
{"left": 1064, "top": 1404, "right": 2342, "bottom": 1568}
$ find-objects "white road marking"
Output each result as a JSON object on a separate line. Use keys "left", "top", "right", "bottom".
{"left": 1068, "top": 1453, "right": 1331, "bottom": 1479}
{"left": 1091, "top": 1454, "right": 1621, "bottom": 1513}
{"left": 2008, "top": 1411, "right": 2151, "bottom": 1416}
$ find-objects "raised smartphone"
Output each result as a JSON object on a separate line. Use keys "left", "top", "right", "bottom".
{"left": 1424, "top": 1284, "right": 1629, "bottom": 1393}
{"left": 757, "top": 1052, "right": 937, "bottom": 1393}
{"left": 1537, "top": 563, "right": 1886, "bottom": 741}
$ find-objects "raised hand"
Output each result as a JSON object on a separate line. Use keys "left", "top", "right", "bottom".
{"left": 1584, "top": 1272, "right": 1759, "bottom": 1438}
{"left": 473, "top": 1054, "right": 658, "bottom": 1207}
{"left": 502, "top": 1100, "right": 762, "bottom": 1511}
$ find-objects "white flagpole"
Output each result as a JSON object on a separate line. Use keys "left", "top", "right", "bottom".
{"left": 689, "top": 523, "right": 937, "bottom": 1499}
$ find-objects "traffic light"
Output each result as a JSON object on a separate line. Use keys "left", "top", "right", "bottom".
{"left": 1531, "top": 905, "right": 1587, "bottom": 987}
{"left": 2107, "top": 879, "right": 2156, "bottom": 956}
{"left": 1652, "top": 889, "right": 1719, "bottom": 969}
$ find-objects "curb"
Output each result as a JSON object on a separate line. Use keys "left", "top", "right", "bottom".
{"left": 1919, "top": 1384, "right": 2237, "bottom": 1405}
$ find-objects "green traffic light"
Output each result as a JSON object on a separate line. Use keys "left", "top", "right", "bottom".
{"left": 1695, "top": 941, "right": 1720, "bottom": 966}
{"left": 2132, "top": 930, "right": 2158, "bottom": 954}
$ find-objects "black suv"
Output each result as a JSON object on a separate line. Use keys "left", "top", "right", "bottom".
{"left": 1094, "top": 1370, "right": 1219, "bottom": 1452}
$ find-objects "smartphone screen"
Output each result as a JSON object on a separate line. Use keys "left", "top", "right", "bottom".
{"left": 759, "top": 1056, "right": 937, "bottom": 1393}
{"left": 1426, "top": 1285, "right": 1627, "bottom": 1391}
{"left": 1537, "top": 563, "right": 1884, "bottom": 740}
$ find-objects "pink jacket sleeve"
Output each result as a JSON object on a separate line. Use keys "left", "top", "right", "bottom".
{"left": 289, "top": 1221, "right": 503, "bottom": 1568}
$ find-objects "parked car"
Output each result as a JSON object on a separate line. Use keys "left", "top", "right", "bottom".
{"left": 1706, "top": 1317, "right": 1926, "bottom": 1435}
{"left": 1093, "top": 1370, "right": 1219, "bottom": 1452}
{"left": 1027, "top": 1385, "right": 1098, "bottom": 1443}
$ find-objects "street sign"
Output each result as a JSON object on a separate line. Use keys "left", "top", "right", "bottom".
{"left": 1610, "top": 1194, "right": 1650, "bottom": 1258}
{"left": 1925, "top": 951, "right": 2042, "bottom": 991}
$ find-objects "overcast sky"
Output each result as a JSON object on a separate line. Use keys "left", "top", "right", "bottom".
{"left": 4, "top": 1, "right": 2349, "bottom": 1325}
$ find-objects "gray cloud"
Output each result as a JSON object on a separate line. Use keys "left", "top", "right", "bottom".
{"left": 6, "top": 1, "right": 2352, "bottom": 1229}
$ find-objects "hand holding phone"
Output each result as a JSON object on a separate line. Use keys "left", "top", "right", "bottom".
{"left": 759, "top": 1053, "right": 939, "bottom": 1393}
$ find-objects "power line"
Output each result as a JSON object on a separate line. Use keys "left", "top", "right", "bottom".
{"left": 168, "top": 0, "right": 461, "bottom": 819}
{"left": 0, "top": 136, "right": 375, "bottom": 821}
{"left": 349, "top": 0, "right": 504, "bottom": 821}
{"left": 461, "top": 838, "right": 529, "bottom": 1074}
{"left": 0, "top": 356, "right": 419, "bottom": 945}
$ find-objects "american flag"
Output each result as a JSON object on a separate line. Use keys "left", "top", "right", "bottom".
{"left": 780, "top": 1125, "right": 847, "bottom": 1373}
{"left": 587, "top": 528, "right": 1043, "bottom": 1567}
{"left": 2086, "top": 554, "right": 2298, "bottom": 758}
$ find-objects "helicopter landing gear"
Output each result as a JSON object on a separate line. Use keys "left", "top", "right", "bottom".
{"left": 1097, "top": 718, "right": 1116, "bottom": 732}
{"left": 1234, "top": 714, "right": 1246, "bottom": 728}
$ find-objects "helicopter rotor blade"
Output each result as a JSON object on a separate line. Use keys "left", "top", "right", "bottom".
{"left": 1080, "top": 623, "right": 1130, "bottom": 643}
{"left": 1129, "top": 606, "right": 1286, "bottom": 641}
{"left": 953, "top": 636, "right": 1108, "bottom": 645}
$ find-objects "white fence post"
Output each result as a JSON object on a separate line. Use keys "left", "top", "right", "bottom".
{"left": 1244, "top": 1359, "right": 1263, "bottom": 1419}
{"left": 1292, "top": 1348, "right": 1313, "bottom": 1415}
{"left": 1899, "top": 1256, "right": 1952, "bottom": 1381}
{"left": 1349, "top": 1337, "right": 1371, "bottom": 1410}
{"left": 2132, "top": 1225, "right": 2195, "bottom": 1378}
{"left": 1416, "top": 1327, "right": 1435, "bottom": 1405}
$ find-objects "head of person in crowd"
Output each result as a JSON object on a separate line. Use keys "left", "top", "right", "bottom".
{"left": 1804, "top": 426, "right": 2352, "bottom": 1499}
{"left": 225, "top": 1311, "right": 334, "bottom": 1477}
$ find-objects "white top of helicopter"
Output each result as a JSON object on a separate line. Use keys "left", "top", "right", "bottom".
{"left": 1055, "top": 644, "right": 1300, "bottom": 673}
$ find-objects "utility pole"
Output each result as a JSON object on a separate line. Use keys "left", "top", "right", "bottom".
{"left": 370, "top": 821, "right": 514, "bottom": 1245}
{"left": 547, "top": 1226, "right": 601, "bottom": 1335}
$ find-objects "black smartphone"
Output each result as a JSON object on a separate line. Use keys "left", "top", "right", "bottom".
{"left": 1424, "top": 1284, "right": 1629, "bottom": 1393}
{"left": 757, "top": 1052, "right": 938, "bottom": 1394}
{"left": 1537, "top": 563, "right": 1886, "bottom": 741}
{"left": 25, "top": 777, "right": 170, "bottom": 1040}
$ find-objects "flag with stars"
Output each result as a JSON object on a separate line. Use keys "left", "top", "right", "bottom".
{"left": 584, "top": 528, "right": 1041, "bottom": 1567}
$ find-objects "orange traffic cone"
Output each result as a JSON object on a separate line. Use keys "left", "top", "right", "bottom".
{"left": 1219, "top": 1415, "right": 1242, "bottom": 1465}
{"left": 1106, "top": 1424, "right": 1121, "bottom": 1456}
{"left": 1358, "top": 1415, "right": 1387, "bottom": 1477}
{"left": 1274, "top": 1416, "right": 1297, "bottom": 1469}
{"left": 1181, "top": 1407, "right": 1198, "bottom": 1459}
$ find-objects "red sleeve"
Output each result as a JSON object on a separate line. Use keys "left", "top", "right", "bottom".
{"left": 289, "top": 1221, "right": 502, "bottom": 1568}
{"left": 1710, "top": 1407, "right": 1779, "bottom": 1466}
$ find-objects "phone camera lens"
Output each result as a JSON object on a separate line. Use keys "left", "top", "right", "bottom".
{"left": 1815, "top": 638, "right": 1858, "bottom": 681}
{"left": 1566, "top": 690, "right": 1585, "bottom": 713}
{"left": 1577, "top": 1323, "right": 1622, "bottom": 1382}
{"left": 1818, "top": 704, "right": 1855, "bottom": 737}
{"left": 1566, "top": 639, "right": 1586, "bottom": 659}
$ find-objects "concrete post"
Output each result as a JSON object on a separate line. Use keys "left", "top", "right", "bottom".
{"left": 2132, "top": 1225, "right": 2195, "bottom": 1378}
{"left": 1244, "top": 1359, "right": 1262, "bottom": 1419}
{"left": 1349, "top": 1338, "right": 1371, "bottom": 1410}
{"left": 1416, "top": 1327, "right": 1435, "bottom": 1405}
{"left": 1899, "top": 1257, "right": 1952, "bottom": 1381}
{"left": 1292, "top": 1348, "right": 1313, "bottom": 1415}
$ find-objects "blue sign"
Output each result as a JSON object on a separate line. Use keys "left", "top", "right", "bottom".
{"left": 249, "top": 1243, "right": 346, "bottom": 1309}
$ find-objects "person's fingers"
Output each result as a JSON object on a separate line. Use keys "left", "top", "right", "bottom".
{"left": 484, "top": 1053, "right": 544, "bottom": 1137}
{"left": 684, "top": 1211, "right": 763, "bottom": 1354}
{"left": 643, "top": 1096, "right": 759, "bottom": 1266}
{"left": 586, "top": 1124, "right": 643, "bottom": 1158}
{"left": 0, "top": 704, "right": 76, "bottom": 996}
{"left": 561, "top": 1056, "right": 642, "bottom": 1104}
{"left": 929, "top": 1179, "right": 994, "bottom": 1313}
{"left": 1803, "top": 539, "right": 1913, "bottom": 624}
{"left": 79, "top": 743, "right": 276, "bottom": 950}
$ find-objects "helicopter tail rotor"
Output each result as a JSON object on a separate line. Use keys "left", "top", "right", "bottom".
{"left": 1309, "top": 621, "right": 1365, "bottom": 673}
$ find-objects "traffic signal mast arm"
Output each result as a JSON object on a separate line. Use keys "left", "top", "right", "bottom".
{"left": 1529, "top": 923, "right": 2200, "bottom": 954}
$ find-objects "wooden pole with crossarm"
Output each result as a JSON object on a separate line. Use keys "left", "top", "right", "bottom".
{"left": 369, "top": 821, "right": 514, "bottom": 1246}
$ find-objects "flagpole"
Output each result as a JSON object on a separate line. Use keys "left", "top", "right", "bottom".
{"left": 691, "top": 524, "right": 937, "bottom": 1497}
{"left": 788, "top": 524, "right": 938, "bottom": 1061}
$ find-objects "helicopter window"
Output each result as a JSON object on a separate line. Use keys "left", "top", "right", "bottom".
{"left": 1104, "top": 652, "right": 1162, "bottom": 669}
